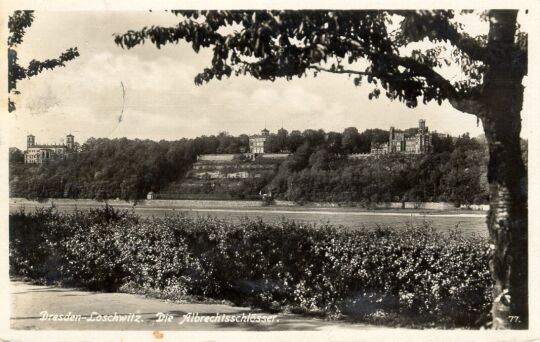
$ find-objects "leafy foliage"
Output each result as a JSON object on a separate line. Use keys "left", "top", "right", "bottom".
{"left": 9, "top": 131, "right": 492, "bottom": 205}
{"left": 8, "top": 10, "right": 79, "bottom": 112}
{"left": 10, "top": 129, "right": 490, "bottom": 205}
{"left": 10, "top": 207, "right": 491, "bottom": 327}
{"left": 9, "top": 133, "right": 253, "bottom": 200}
{"left": 272, "top": 148, "right": 488, "bottom": 205}
{"left": 114, "top": 10, "right": 526, "bottom": 114}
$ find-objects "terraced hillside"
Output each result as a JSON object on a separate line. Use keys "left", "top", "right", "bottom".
{"left": 158, "top": 154, "right": 288, "bottom": 199}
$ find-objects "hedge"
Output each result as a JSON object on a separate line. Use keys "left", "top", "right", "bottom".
{"left": 9, "top": 206, "right": 492, "bottom": 327}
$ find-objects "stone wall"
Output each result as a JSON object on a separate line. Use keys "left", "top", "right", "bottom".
{"left": 10, "top": 198, "right": 489, "bottom": 211}
{"left": 259, "top": 153, "right": 290, "bottom": 159}
{"left": 197, "top": 154, "right": 237, "bottom": 161}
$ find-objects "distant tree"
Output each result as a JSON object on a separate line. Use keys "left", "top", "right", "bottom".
{"left": 115, "top": 10, "right": 529, "bottom": 327}
{"left": 342, "top": 127, "right": 359, "bottom": 153}
{"left": 286, "top": 130, "right": 304, "bottom": 152}
{"left": 325, "top": 131, "right": 343, "bottom": 154}
{"left": 455, "top": 133, "right": 482, "bottom": 151}
{"left": 358, "top": 128, "right": 389, "bottom": 153}
{"left": 276, "top": 128, "right": 289, "bottom": 152}
{"left": 443, "top": 144, "right": 486, "bottom": 205}
{"left": 288, "top": 142, "right": 311, "bottom": 172}
{"left": 302, "top": 129, "right": 325, "bottom": 147}
{"left": 9, "top": 147, "right": 24, "bottom": 163}
{"left": 309, "top": 148, "right": 330, "bottom": 171}
{"left": 264, "top": 134, "right": 282, "bottom": 153}
{"left": 216, "top": 131, "right": 244, "bottom": 153}
{"left": 238, "top": 134, "right": 250, "bottom": 153}
{"left": 8, "top": 10, "right": 79, "bottom": 112}
{"left": 432, "top": 134, "right": 455, "bottom": 153}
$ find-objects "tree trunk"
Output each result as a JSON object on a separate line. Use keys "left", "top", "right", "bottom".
{"left": 481, "top": 10, "right": 528, "bottom": 329}
{"left": 482, "top": 111, "right": 528, "bottom": 329}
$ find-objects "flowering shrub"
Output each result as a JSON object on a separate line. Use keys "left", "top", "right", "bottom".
{"left": 9, "top": 207, "right": 491, "bottom": 327}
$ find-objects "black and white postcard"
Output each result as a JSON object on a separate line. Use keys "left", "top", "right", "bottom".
{"left": 2, "top": 1, "right": 539, "bottom": 341}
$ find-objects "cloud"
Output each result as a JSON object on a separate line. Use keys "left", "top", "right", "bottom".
{"left": 25, "top": 85, "right": 62, "bottom": 115}
{"left": 10, "top": 11, "right": 505, "bottom": 150}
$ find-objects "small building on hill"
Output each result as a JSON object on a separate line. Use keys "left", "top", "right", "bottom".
{"left": 249, "top": 128, "right": 270, "bottom": 154}
{"left": 188, "top": 128, "right": 290, "bottom": 181}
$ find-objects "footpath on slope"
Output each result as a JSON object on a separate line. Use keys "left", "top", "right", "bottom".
{"left": 10, "top": 281, "right": 381, "bottom": 331}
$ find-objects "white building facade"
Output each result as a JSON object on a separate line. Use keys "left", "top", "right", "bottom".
{"left": 24, "top": 134, "right": 76, "bottom": 164}
{"left": 249, "top": 128, "right": 269, "bottom": 154}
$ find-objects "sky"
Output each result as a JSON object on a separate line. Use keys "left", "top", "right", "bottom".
{"left": 7, "top": 10, "right": 534, "bottom": 149}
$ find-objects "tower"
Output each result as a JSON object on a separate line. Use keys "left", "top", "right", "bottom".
{"left": 389, "top": 127, "right": 395, "bottom": 152}
{"left": 27, "top": 134, "right": 35, "bottom": 148}
{"left": 419, "top": 119, "right": 426, "bottom": 133}
{"left": 66, "top": 134, "right": 75, "bottom": 151}
{"left": 418, "top": 119, "right": 428, "bottom": 153}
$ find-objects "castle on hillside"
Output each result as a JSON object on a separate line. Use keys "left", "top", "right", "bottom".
{"left": 370, "top": 119, "right": 433, "bottom": 155}
{"left": 24, "top": 134, "right": 77, "bottom": 164}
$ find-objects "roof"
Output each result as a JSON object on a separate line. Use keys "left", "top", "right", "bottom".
{"left": 28, "top": 144, "right": 67, "bottom": 149}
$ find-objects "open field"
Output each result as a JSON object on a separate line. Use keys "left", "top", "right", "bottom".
{"left": 9, "top": 199, "right": 487, "bottom": 236}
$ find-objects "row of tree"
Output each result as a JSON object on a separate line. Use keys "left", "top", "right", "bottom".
{"left": 9, "top": 130, "right": 509, "bottom": 206}
{"left": 266, "top": 133, "right": 489, "bottom": 205}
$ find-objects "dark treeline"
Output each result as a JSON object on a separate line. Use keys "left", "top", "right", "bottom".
{"left": 10, "top": 133, "right": 246, "bottom": 201}
{"left": 266, "top": 132, "right": 492, "bottom": 205}
{"left": 9, "top": 128, "right": 526, "bottom": 205}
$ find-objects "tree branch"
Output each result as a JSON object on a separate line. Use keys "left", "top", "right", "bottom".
{"left": 26, "top": 47, "right": 80, "bottom": 78}
{"left": 396, "top": 11, "right": 489, "bottom": 63}
{"left": 342, "top": 35, "right": 471, "bottom": 111}
{"left": 385, "top": 53, "right": 483, "bottom": 115}
{"left": 307, "top": 46, "right": 484, "bottom": 116}
{"left": 310, "top": 56, "right": 483, "bottom": 115}
{"left": 307, "top": 65, "right": 370, "bottom": 76}
{"left": 390, "top": 54, "right": 456, "bottom": 96}
{"left": 448, "top": 94, "right": 485, "bottom": 116}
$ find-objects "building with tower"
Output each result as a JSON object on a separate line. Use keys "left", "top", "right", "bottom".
{"left": 24, "top": 134, "right": 77, "bottom": 164}
{"left": 249, "top": 128, "right": 270, "bottom": 154}
{"left": 66, "top": 134, "right": 75, "bottom": 150}
{"left": 370, "top": 119, "right": 433, "bottom": 155}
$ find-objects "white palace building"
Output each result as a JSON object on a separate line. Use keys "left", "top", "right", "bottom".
{"left": 24, "top": 134, "right": 76, "bottom": 164}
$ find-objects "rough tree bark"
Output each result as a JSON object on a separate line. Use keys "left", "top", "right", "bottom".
{"left": 479, "top": 10, "right": 528, "bottom": 329}
{"left": 416, "top": 9, "right": 528, "bottom": 329}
